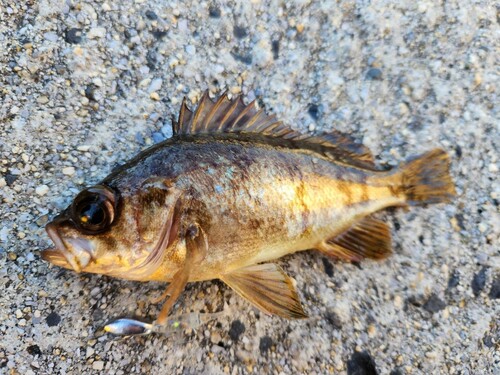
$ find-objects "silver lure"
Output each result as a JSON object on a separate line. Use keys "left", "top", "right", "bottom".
{"left": 104, "top": 311, "right": 225, "bottom": 336}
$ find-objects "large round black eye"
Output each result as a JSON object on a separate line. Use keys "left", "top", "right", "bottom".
{"left": 71, "top": 185, "right": 117, "bottom": 234}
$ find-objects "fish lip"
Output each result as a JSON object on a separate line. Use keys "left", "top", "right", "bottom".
{"left": 43, "top": 220, "right": 93, "bottom": 272}
{"left": 41, "top": 248, "right": 69, "bottom": 267}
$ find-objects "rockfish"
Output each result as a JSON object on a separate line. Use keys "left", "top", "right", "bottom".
{"left": 42, "top": 91, "right": 455, "bottom": 328}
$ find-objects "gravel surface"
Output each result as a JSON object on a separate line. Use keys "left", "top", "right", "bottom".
{"left": 1, "top": 1, "right": 499, "bottom": 374}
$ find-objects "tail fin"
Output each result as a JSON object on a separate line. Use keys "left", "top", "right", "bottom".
{"left": 400, "top": 149, "right": 456, "bottom": 206}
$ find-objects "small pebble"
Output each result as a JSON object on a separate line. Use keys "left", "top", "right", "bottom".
{"left": 88, "top": 27, "right": 106, "bottom": 39}
{"left": 477, "top": 223, "right": 487, "bottom": 233}
{"left": 92, "top": 361, "right": 104, "bottom": 371}
{"left": 77, "top": 145, "right": 91, "bottom": 152}
{"left": 185, "top": 45, "right": 196, "bottom": 56}
{"left": 211, "top": 345, "right": 224, "bottom": 354}
{"left": 145, "top": 10, "right": 157, "bottom": 20}
{"left": 210, "top": 331, "right": 222, "bottom": 344}
{"left": 253, "top": 44, "right": 272, "bottom": 68}
{"left": 43, "top": 32, "right": 58, "bottom": 42}
{"left": 65, "top": 28, "right": 83, "bottom": 44}
{"left": 86, "top": 347, "right": 95, "bottom": 358}
{"left": 425, "top": 351, "right": 438, "bottom": 359}
{"left": 62, "top": 167, "right": 75, "bottom": 176}
{"left": 366, "top": 68, "right": 383, "bottom": 80}
{"left": 35, "top": 185, "right": 49, "bottom": 196}
{"left": 394, "top": 295, "right": 404, "bottom": 309}
{"left": 367, "top": 324, "right": 377, "bottom": 337}
{"left": 36, "top": 215, "right": 49, "bottom": 227}
{"left": 37, "top": 96, "right": 49, "bottom": 104}
{"left": 27, "top": 345, "right": 42, "bottom": 356}
{"left": 152, "top": 132, "right": 164, "bottom": 143}
{"left": 148, "top": 78, "right": 163, "bottom": 93}
{"left": 93, "top": 78, "right": 103, "bottom": 87}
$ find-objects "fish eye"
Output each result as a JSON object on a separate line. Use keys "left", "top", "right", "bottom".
{"left": 71, "top": 185, "right": 117, "bottom": 234}
{"left": 79, "top": 202, "right": 105, "bottom": 226}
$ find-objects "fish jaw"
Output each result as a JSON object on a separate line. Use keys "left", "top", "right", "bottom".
{"left": 41, "top": 248, "right": 73, "bottom": 270}
{"left": 43, "top": 222, "right": 94, "bottom": 272}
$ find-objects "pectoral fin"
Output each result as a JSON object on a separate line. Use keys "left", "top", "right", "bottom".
{"left": 155, "top": 223, "right": 208, "bottom": 325}
{"left": 319, "top": 216, "right": 392, "bottom": 262}
{"left": 221, "top": 263, "right": 307, "bottom": 319}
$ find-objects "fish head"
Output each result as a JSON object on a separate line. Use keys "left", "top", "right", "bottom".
{"left": 42, "top": 182, "right": 183, "bottom": 280}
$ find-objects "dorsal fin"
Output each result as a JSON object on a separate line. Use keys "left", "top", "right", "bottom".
{"left": 173, "top": 90, "right": 376, "bottom": 168}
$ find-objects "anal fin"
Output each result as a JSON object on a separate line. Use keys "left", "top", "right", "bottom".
{"left": 221, "top": 263, "right": 307, "bottom": 319}
{"left": 319, "top": 216, "right": 392, "bottom": 262}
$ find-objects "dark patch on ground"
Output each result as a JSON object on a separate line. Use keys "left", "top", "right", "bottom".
{"left": 46, "top": 311, "right": 61, "bottom": 327}
{"left": 65, "top": 28, "right": 83, "bottom": 44}
{"left": 308, "top": 104, "right": 320, "bottom": 120}
{"left": 322, "top": 257, "right": 334, "bottom": 277}
{"left": 229, "top": 319, "right": 245, "bottom": 341}
{"left": 447, "top": 270, "right": 460, "bottom": 289}
{"left": 27, "top": 345, "right": 42, "bottom": 356}
{"left": 423, "top": 294, "right": 446, "bottom": 313}
{"left": 347, "top": 351, "right": 378, "bottom": 375}
{"left": 324, "top": 310, "right": 342, "bottom": 330}
{"left": 488, "top": 276, "right": 500, "bottom": 299}
{"left": 233, "top": 25, "right": 248, "bottom": 39}
{"left": 272, "top": 39, "right": 280, "bottom": 60}
{"left": 365, "top": 68, "right": 382, "bottom": 80}
{"left": 471, "top": 267, "right": 488, "bottom": 296}
{"left": 259, "top": 336, "right": 273, "bottom": 354}
{"left": 208, "top": 4, "right": 221, "bottom": 18}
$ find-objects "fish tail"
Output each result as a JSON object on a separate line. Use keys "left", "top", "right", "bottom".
{"left": 399, "top": 149, "right": 456, "bottom": 206}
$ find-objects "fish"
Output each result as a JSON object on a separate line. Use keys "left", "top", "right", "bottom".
{"left": 42, "top": 91, "right": 456, "bottom": 329}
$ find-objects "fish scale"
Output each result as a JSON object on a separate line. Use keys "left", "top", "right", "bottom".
{"left": 42, "top": 91, "right": 455, "bottom": 332}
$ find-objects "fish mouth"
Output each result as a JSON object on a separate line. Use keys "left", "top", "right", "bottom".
{"left": 42, "top": 220, "right": 94, "bottom": 273}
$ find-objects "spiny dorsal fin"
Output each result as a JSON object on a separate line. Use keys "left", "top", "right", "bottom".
{"left": 318, "top": 216, "right": 392, "bottom": 262}
{"left": 174, "top": 90, "right": 375, "bottom": 167}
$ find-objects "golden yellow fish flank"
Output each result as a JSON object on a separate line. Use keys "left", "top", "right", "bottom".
{"left": 42, "top": 91, "right": 456, "bottom": 329}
